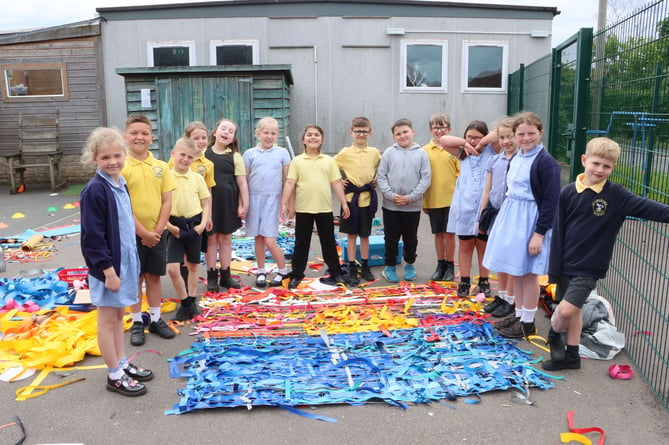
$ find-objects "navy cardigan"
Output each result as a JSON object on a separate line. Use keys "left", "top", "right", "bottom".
{"left": 80, "top": 174, "right": 126, "bottom": 283}
{"left": 529, "top": 149, "right": 561, "bottom": 235}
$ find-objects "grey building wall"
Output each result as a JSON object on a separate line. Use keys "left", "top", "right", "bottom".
{"left": 99, "top": 2, "right": 555, "bottom": 153}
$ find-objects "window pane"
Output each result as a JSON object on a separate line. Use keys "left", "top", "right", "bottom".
{"left": 216, "top": 45, "right": 253, "bottom": 65}
{"left": 5, "top": 68, "right": 63, "bottom": 96}
{"left": 406, "top": 44, "right": 443, "bottom": 88}
{"left": 467, "top": 46, "right": 503, "bottom": 88}
{"left": 153, "top": 47, "right": 190, "bottom": 67}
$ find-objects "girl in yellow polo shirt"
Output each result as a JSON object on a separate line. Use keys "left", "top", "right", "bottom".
{"left": 281, "top": 124, "right": 350, "bottom": 289}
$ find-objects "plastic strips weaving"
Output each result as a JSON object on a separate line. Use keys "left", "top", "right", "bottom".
{"left": 166, "top": 322, "right": 556, "bottom": 415}
{"left": 231, "top": 233, "right": 294, "bottom": 260}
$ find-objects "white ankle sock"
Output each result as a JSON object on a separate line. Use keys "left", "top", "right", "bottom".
{"left": 131, "top": 312, "right": 143, "bottom": 323}
{"left": 108, "top": 366, "right": 124, "bottom": 380}
{"left": 520, "top": 306, "right": 537, "bottom": 323}
{"left": 149, "top": 307, "right": 161, "bottom": 322}
{"left": 505, "top": 294, "right": 516, "bottom": 305}
{"left": 498, "top": 291, "right": 507, "bottom": 300}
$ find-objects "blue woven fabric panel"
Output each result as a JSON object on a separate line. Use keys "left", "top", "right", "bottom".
{"left": 167, "top": 322, "right": 555, "bottom": 415}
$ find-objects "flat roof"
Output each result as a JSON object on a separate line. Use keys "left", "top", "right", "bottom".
{"left": 98, "top": 0, "right": 559, "bottom": 21}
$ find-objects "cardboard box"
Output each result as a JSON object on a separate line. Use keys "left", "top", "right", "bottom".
{"left": 340, "top": 234, "right": 402, "bottom": 267}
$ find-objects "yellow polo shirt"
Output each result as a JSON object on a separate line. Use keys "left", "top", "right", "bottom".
{"left": 287, "top": 153, "right": 341, "bottom": 213}
{"left": 121, "top": 151, "right": 176, "bottom": 231}
{"left": 422, "top": 139, "right": 460, "bottom": 208}
{"left": 170, "top": 168, "right": 211, "bottom": 218}
{"left": 168, "top": 155, "right": 216, "bottom": 188}
{"left": 333, "top": 144, "right": 381, "bottom": 207}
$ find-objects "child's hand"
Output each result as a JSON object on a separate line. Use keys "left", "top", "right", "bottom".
{"left": 342, "top": 179, "right": 349, "bottom": 187}
{"left": 341, "top": 203, "right": 350, "bottom": 219}
{"left": 206, "top": 219, "right": 213, "bottom": 232}
{"left": 166, "top": 223, "right": 179, "bottom": 238}
{"left": 528, "top": 233, "right": 544, "bottom": 256}
{"left": 140, "top": 231, "right": 160, "bottom": 247}
{"left": 238, "top": 205, "right": 248, "bottom": 219}
{"left": 463, "top": 142, "right": 480, "bottom": 156}
{"left": 103, "top": 268, "right": 121, "bottom": 292}
{"left": 194, "top": 223, "right": 206, "bottom": 235}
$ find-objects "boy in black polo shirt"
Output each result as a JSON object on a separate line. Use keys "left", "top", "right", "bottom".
{"left": 544, "top": 137, "right": 669, "bottom": 371}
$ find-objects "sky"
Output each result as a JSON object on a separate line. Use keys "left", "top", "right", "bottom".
{"left": 1, "top": 0, "right": 602, "bottom": 47}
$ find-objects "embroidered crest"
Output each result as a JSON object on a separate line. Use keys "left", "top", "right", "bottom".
{"left": 592, "top": 198, "right": 607, "bottom": 216}
{"left": 152, "top": 165, "right": 164, "bottom": 179}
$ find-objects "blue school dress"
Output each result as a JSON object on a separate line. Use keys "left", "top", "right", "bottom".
{"left": 88, "top": 171, "right": 140, "bottom": 308}
{"left": 482, "top": 144, "right": 552, "bottom": 276}
{"left": 447, "top": 144, "right": 496, "bottom": 236}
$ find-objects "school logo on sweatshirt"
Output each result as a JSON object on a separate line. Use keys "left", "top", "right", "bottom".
{"left": 592, "top": 198, "right": 607, "bottom": 216}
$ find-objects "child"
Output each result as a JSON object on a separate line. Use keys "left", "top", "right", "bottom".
{"left": 166, "top": 138, "right": 211, "bottom": 321}
{"left": 479, "top": 118, "right": 518, "bottom": 318}
{"left": 121, "top": 115, "right": 176, "bottom": 346}
{"left": 80, "top": 127, "right": 152, "bottom": 396}
{"left": 333, "top": 116, "right": 381, "bottom": 285}
{"left": 544, "top": 137, "right": 669, "bottom": 370}
{"left": 377, "top": 118, "right": 431, "bottom": 283}
{"left": 483, "top": 112, "right": 561, "bottom": 338}
{"left": 444, "top": 120, "right": 496, "bottom": 297}
{"left": 168, "top": 122, "right": 216, "bottom": 290}
{"left": 205, "top": 118, "right": 249, "bottom": 291}
{"left": 422, "top": 113, "right": 459, "bottom": 282}
{"left": 243, "top": 117, "right": 291, "bottom": 287}
{"left": 280, "top": 124, "right": 350, "bottom": 289}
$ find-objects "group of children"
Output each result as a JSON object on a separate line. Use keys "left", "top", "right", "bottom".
{"left": 80, "top": 109, "right": 669, "bottom": 395}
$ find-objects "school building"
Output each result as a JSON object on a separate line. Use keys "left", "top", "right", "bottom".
{"left": 96, "top": 0, "right": 558, "bottom": 155}
{"left": 0, "top": 0, "right": 558, "bottom": 187}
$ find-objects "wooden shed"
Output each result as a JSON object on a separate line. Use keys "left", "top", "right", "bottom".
{"left": 0, "top": 19, "right": 106, "bottom": 186}
{"left": 116, "top": 65, "right": 292, "bottom": 159}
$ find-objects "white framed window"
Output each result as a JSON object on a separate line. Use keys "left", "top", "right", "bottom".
{"left": 462, "top": 41, "right": 508, "bottom": 92}
{"left": 1, "top": 63, "right": 69, "bottom": 101}
{"left": 210, "top": 40, "right": 259, "bottom": 65}
{"left": 147, "top": 41, "right": 196, "bottom": 67}
{"left": 400, "top": 40, "right": 447, "bottom": 93}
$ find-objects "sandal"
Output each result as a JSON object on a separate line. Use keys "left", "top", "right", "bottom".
{"left": 255, "top": 273, "right": 267, "bottom": 288}
{"left": 608, "top": 364, "right": 634, "bottom": 380}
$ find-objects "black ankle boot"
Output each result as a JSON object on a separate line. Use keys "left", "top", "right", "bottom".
{"left": 442, "top": 261, "right": 455, "bottom": 281}
{"left": 430, "top": 261, "right": 447, "bottom": 281}
{"left": 219, "top": 267, "right": 241, "bottom": 289}
{"left": 206, "top": 268, "right": 219, "bottom": 292}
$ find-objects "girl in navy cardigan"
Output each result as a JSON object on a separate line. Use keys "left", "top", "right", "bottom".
{"left": 80, "top": 127, "right": 153, "bottom": 397}
{"left": 482, "top": 112, "right": 561, "bottom": 339}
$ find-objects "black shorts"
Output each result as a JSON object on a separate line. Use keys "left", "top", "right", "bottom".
{"left": 458, "top": 234, "right": 487, "bottom": 241}
{"left": 136, "top": 232, "right": 167, "bottom": 276}
{"left": 428, "top": 207, "right": 451, "bottom": 234}
{"left": 167, "top": 231, "right": 203, "bottom": 264}
{"left": 339, "top": 206, "right": 372, "bottom": 237}
{"left": 554, "top": 276, "right": 598, "bottom": 309}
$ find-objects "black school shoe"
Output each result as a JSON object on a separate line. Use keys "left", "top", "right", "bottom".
{"left": 129, "top": 321, "right": 145, "bottom": 346}
{"left": 106, "top": 374, "right": 147, "bottom": 397}
{"left": 255, "top": 273, "right": 267, "bottom": 288}
{"left": 492, "top": 300, "right": 515, "bottom": 318}
{"left": 483, "top": 297, "right": 504, "bottom": 313}
{"left": 269, "top": 273, "right": 287, "bottom": 287}
{"left": 541, "top": 355, "right": 581, "bottom": 371}
{"left": 148, "top": 318, "right": 176, "bottom": 339}
{"left": 124, "top": 363, "right": 154, "bottom": 382}
{"left": 173, "top": 303, "right": 200, "bottom": 322}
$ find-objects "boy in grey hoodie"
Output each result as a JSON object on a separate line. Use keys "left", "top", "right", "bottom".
{"left": 377, "top": 118, "right": 432, "bottom": 282}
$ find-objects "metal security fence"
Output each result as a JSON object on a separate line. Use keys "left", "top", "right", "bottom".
{"left": 590, "top": 0, "right": 669, "bottom": 411}
{"left": 508, "top": 0, "right": 669, "bottom": 411}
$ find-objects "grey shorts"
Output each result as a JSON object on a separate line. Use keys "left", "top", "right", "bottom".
{"left": 554, "top": 276, "right": 598, "bottom": 308}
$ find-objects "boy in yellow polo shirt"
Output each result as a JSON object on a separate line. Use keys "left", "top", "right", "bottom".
{"left": 334, "top": 116, "right": 381, "bottom": 285}
{"left": 168, "top": 122, "right": 216, "bottom": 290}
{"left": 121, "top": 114, "right": 176, "bottom": 346}
{"left": 422, "top": 113, "right": 459, "bottom": 282}
{"left": 166, "top": 138, "right": 211, "bottom": 321}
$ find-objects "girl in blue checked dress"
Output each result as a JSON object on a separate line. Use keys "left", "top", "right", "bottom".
{"left": 483, "top": 112, "right": 561, "bottom": 339}
{"left": 80, "top": 127, "right": 153, "bottom": 397}
{"left": 445, "top": 120, "right": 496, "bottom": 298}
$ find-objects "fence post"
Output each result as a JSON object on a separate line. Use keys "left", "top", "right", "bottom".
{"left": 643, "top": 61, "right": 663, "bottom": 193}
{"left": 569, "top": 28, "right": 594, "bottom": 182}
